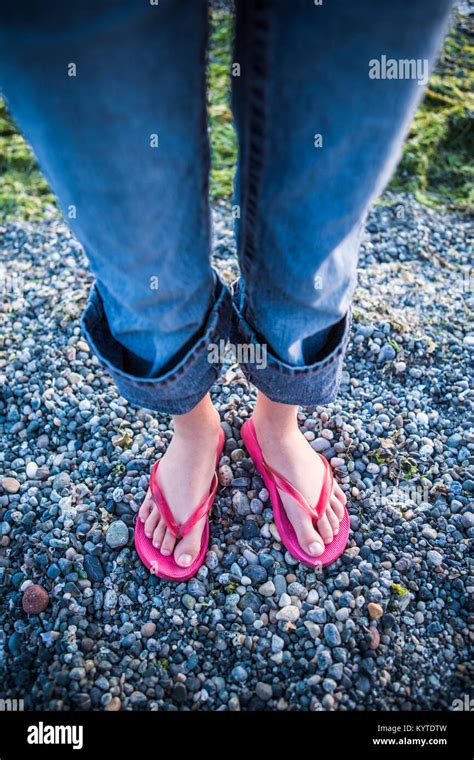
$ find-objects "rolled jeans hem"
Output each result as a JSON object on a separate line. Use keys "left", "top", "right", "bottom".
{"left": 230, "top": 282, "right": 352, "bottom": 407}
{"left": 81, "top": 271, "right": 233, "bottom": 415}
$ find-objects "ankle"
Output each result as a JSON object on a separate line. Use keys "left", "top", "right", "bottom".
{"left": 253, "top": 405, "right": 298, "bottom": 437}
{"left": 172, "top": 406, "right": 221, "bottom": 442}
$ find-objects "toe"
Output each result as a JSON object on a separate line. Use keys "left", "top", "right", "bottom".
{"left": 326, "top": 503, "right": 340, "bottom": 535}
{"left": 330, "top": 491, "right": 345, "bottom": 520}
{"left": 333, "top": 480, "right": 347, "bottom": 506}
{"left": 138, "top": 489, "right": 153, "bottom": 522}
{"left": 316, "top": 512, "right": 334, "bottom": 544}
{"left": 144, "top": 507, "right": 160, "bottom": 538}
{"left": 292, "top": 514, "right": 325, "bottom": 557}
{"left": 160, "top": 528, "right": 176, "bottom": 556}
{"left": 152, "top": 519, "right": 166, "bottom": 548}
{"left": 174, "top": 520, "right": 204, "bottom": 568}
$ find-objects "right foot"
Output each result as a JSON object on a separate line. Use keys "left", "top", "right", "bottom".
{"left": 138, "top": 397, "right": 222, "bottom": 568}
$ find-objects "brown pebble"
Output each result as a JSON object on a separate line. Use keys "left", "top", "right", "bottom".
{"left": 22, "top": 584, "right": 49, "bottom": 615}
{"left": 217, "top": 465, "right": 233, "bottom": 486}
{"left": 104, "top": 697, "right": 121, "bottom": 711}
{"left": 368, "top": 602, "right": 384, "bottom": 620}
{"left": 1, "top": 477, "right": 21, "bottom": 494}
{"left": 369, "top": 627, "right": 381, "bottom": 649}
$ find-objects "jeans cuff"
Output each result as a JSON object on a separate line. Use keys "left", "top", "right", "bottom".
{"left": 81, "top": 270, "right": 233, "bottom": 414}
{"left": 230, "top": 280, "right": 352, "bottom": 406}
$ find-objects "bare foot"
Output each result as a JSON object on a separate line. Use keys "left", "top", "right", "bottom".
{"left": 138, "top": 394, "right": 222, "bottom": 568}
{"left": 251, "top": 393, "right": 347, "bottom": 557}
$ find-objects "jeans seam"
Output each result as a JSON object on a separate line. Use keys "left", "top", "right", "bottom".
{"left": 238, "top": 0, "right": 271, "bottom": 328}
{"left": 201, "top": 1, "right": 211, "bottom": 264}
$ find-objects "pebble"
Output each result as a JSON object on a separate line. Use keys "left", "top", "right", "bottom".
{"left": 83, "top": 555, "right": 105, "bottom": 583}
{"left": 258, "top": 580, "right": 275, "bottom": 597}
{"left": 427, "top": 550, "right": 443, "bottom": 567}
{"left": 276, "top": 605, "right": 300, "bottom": 623}
{"left": 1, "top": 477, "right": 20, "bottom": 494}
{"left": 105, "top": 521, "right": 129, "bottom": 550}
{"left": 22, "top": 584, "right": 49, "bottom": 615}
{"left": 368, "top": 603, "right": 384, "bottom": 620}
{"left": 324, "top": 623, "right": 341, "bottom": 647}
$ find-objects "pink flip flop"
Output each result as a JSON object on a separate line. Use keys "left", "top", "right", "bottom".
{"left": 134, "top": 427, "right": 225, "bottom": 581}
{"left": 241, "top": 418, "right": 350, "bottom": 568}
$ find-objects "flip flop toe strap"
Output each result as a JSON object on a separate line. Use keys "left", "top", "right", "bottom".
{"left": 149, "top": 462, "right": 218, "bottom": 540}
{"left": 262, "top": 453, "right": 332, "bottom": 522}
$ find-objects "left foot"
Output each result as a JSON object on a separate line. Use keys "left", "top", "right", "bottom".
{"left": 251, "top": 397, "right": 347, "bottom": 557}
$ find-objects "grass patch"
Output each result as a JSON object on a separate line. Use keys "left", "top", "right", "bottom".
{"left": 389, "top": 10, "right": 473, "bottom": 211}
{"left": 208, "top": 6, "right": 237, "bottom": 203}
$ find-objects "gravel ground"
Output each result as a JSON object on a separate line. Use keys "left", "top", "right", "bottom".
{"left": 0, "top": 194, "right": 472, "bottom": 711}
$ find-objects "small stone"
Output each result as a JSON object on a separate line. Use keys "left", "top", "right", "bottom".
{"left": 173, "top": 683, "right": 187, "bottom": 704}
{"left": 217, "top": 465, "right": 233, "bottom": 486}
{"left": 182, "top": 594, "right": 195, "bottom": 610}
{"left": 312, "top": 438, "right": 331, "bottom": 453}
{"left": 104, "top": 589, "right": 118, "bottom": 610}
{"left": 232, "top": 491, "right": 250, "bottom": 516}
{"left": 106, "top": 520, "right": 129, "bottom": 549}
{"left": 427, "top": 550, "right": 443, "bottom": 567}
{"left": 231, "top": 666, "right": 248, "bottom": 683}
{"left": 1, "top": 477, "right": 20, "bottom": 494}
{"left": 416, "top": 412, "right": 429, "bottom": 427}
{"left": 272, "top": 634, "right": 285, "bottom": 653}
{"left": 377, "top": 343, "right": 396, "bottom": 363}
{"left": 84, "top": 555, "right": 105, "bottom": 583}
{"left": 258, "top": 580, "right": 275, "bottom": 597}
{"left": 276, "top": 605, "right": 300, "bottom": 623}
{"left": 255, "top": 682, "right": 273, "bottom": 701}
{"left": 368, "top": 603, "right": 384, "bottom": 620}
{"left": 104, "top": 697, "right": 121, "bottom": 711}
{"left": 22, "top": 584, "right": 49, "bottom": 614}
{"left": 323, "top": 623, "right": 341, "bottom": 647}
{"left": 461, "top": 512, "right": 474, "bottom": 530}
{"left": 141, "top": 622, "right": 156, "bottom": 638}
{"left": 369, "top": 627, "right": 381, "bottom": 649}
{"left": 26, "top": 462, "right": 38, "bottom": 479}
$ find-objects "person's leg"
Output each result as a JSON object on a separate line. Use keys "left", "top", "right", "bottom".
{"left": 231, "top": 0, "right": 452, "bottom": 555}
{"left": 0, "top": 0, "right": 230, "bottom": 567}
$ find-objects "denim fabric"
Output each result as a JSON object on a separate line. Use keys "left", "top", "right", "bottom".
{"left": 82, "top": 270, "right": 233, "bottom": 414}
{"left": 0, "top": 0, "right": 453, "bottom": 413}
{"left": 231, "top": 0, "right": 452, "bottom": 370}
{"left": 231, "top": 280, "right": 352, "bottom": 406}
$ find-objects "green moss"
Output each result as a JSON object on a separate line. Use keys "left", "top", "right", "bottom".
{"left": 0, "top": 100, "right": 56, "bottom": 220}
{"left": 389, "top": 11, "right": 473, "bottom": 211}
{"left": 208, "top": 7, "right": 237, "bottom": 203}
{"left": 0, "top": 8, "right": 471, "bottom": 219}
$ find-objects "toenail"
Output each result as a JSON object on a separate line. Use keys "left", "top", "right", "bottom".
{"left": 308, "top": 542, "right": 323, "bottom": 556}
{"left": 179, "top": 554, "right": 193, "bottom": 566}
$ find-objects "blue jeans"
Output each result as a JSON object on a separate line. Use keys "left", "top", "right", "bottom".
{"left": 0, "top": 0, "right": 452, "bottom": 413}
